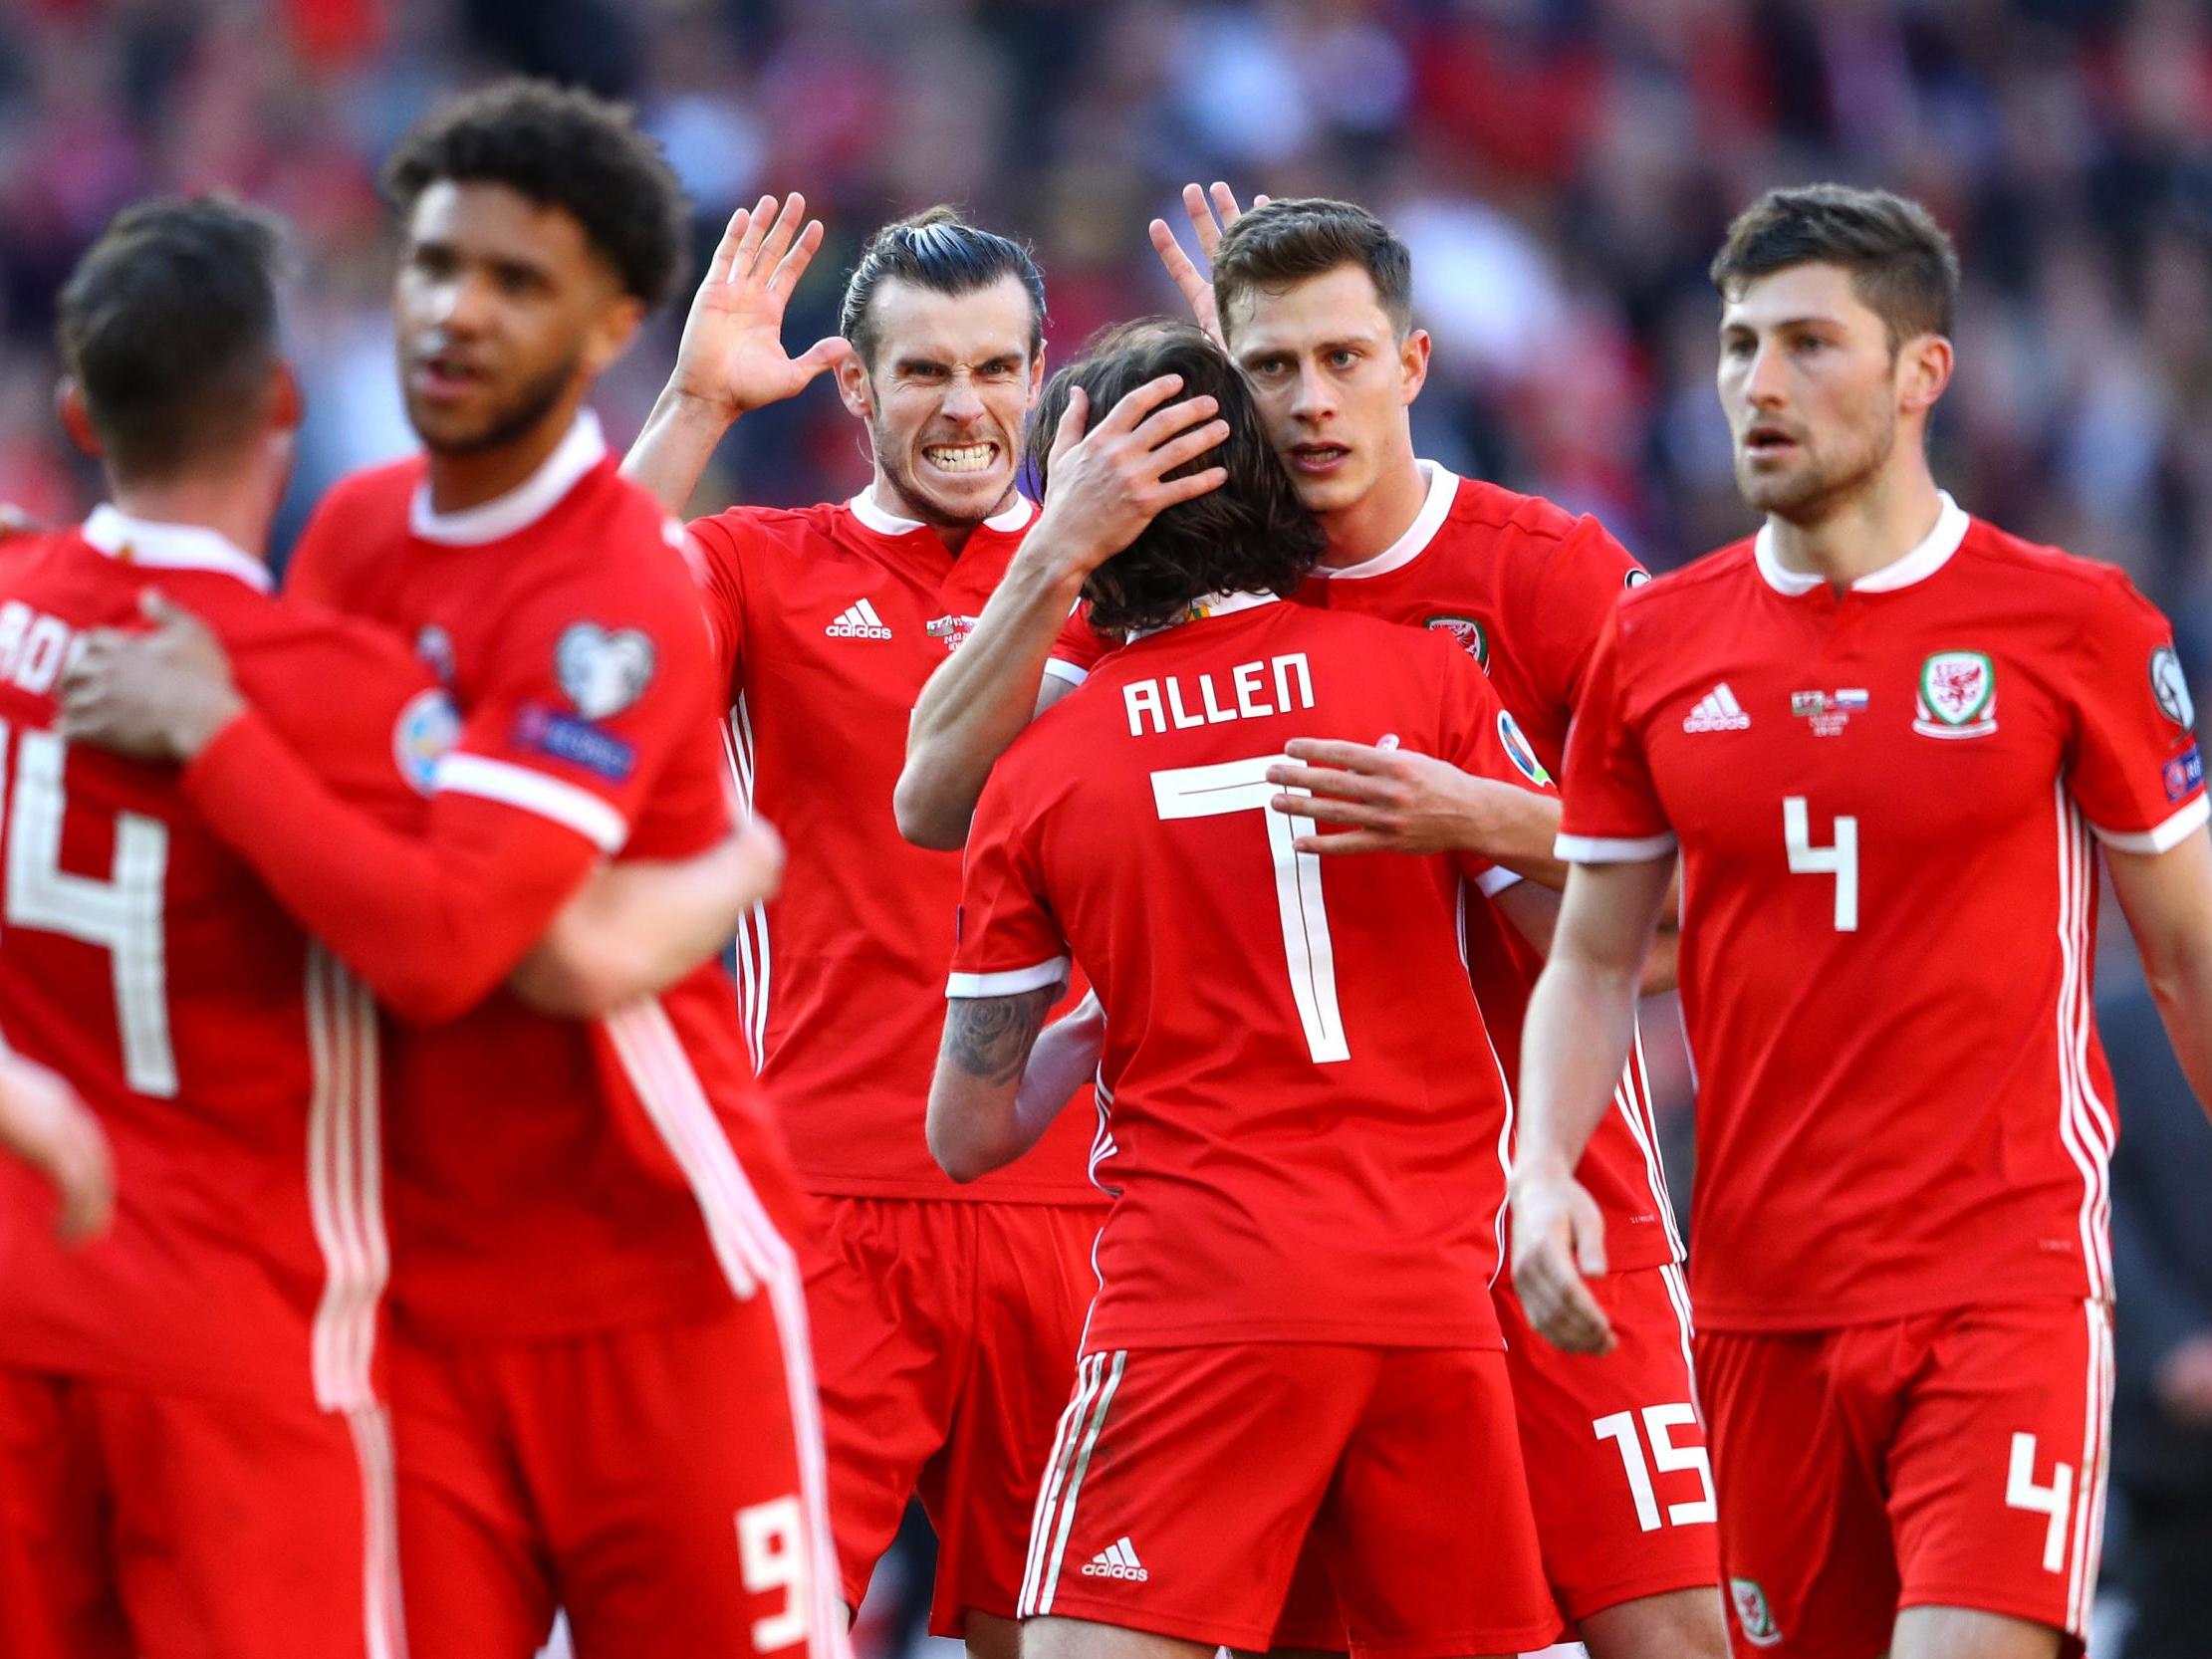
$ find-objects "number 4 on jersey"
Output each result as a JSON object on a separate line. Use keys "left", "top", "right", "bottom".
{"left": 1783, "top": 796, "right": 1858, "bottom": 932}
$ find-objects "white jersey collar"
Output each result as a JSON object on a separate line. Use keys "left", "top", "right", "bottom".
{"left": 1753, "top": 490, "right": 1970, "bottom": 597}
{"left": 849, "top": 487, "right": 1035, "bottom": 538}
{"left": 81, "top": 505, "right": 271, "bottom": 592}
{"left": 1313, "top": 458, "right": 1458, "bottom": 582}
{"left": 1126, "top": 590, "right": 1281, "bottom": 641}
{"left": 410, "top": 410, "right": 607, "bottom": 547}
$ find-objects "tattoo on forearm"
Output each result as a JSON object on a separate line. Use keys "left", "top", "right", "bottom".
{"left": 943, "top": 983, "right": 1063, "bottom": 1084}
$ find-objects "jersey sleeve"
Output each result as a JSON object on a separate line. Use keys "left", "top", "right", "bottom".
{"left": 680, "top": 511, "right": 753, "bottom": 689}
{"left": 1555, "top": 607, "right": 1677, "bottom": 862}
{"left": 1514, "top": 512, "right": 1645, "bottom": 725}
{"left": 2065, "top": 571, "right": 2209, "bottom": 853}
{"left": 946, "top": 761, "right": 1069, "bottom": 997}
{"left": 1044, "top": 602, "right": 1114, "bottom": 689}
{"left": 279, "top": 488, "right": 360, "bottom": 609}
{"left": 1430, "top": 635, "right": 1556, "bottom": 894}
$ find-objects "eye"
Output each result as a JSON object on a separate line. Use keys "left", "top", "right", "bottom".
{"left": 1328, "top": 349, "right": 1358, "bottom": 368}
{"left": 1722, "top": 336, "right": 1755, "bottom": 359}
{"left": 1793, "top": 334, "right": 1826, "bottom": 356}
{"left": 1250, "top": 356, "right": 1289, "bottom": 377}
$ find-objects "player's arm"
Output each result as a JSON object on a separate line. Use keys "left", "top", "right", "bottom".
{"left": 1509, "top": 855, "right": 1674, "bottom": 1354}
{"left": 2106, "top": 827, "right": 2212, "bottom": 1117}
{"left": 0, "top": 1038, "right": 114, "bottom": 1245}
{"left": 895, "top": 376, "right": 1229, "bottom": 848}
{"left": 926, "top": 977, "right": 1070, "bottom": 1182}
{"left": 507, "top": 817, "right": 784, "bottom": 1017}
{"left": 1266, "top": 740, "right": 1568, "bottom": 888}
{"left": 622, "top": 194, "right": 854, "bottom": 517}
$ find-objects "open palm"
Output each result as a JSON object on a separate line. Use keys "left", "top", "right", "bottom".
{"left": 672, "top": 192, "right": 854, "bottom": 419}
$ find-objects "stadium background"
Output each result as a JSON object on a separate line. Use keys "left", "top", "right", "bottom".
{"left": 2, "top": 0, "right": 2209, "bottom": 1652}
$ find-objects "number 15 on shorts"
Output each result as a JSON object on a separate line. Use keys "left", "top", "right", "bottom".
{"left": 1594, "top": 1405, "right": 1716, "bottom": 1532}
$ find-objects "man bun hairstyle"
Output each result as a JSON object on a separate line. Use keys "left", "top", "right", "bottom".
{"left": 381, "top": 78, "right": 687, "bottom": 310}
{"left": 1030, "top": 319, "right": 1324, "bottom": 636}
{"left": 1211, "top": 196, "right": 1414, "bottom": 341}
{"left": 840, "top": 206, "right": 1047, "bottom": 367}
{"left": 57, "top": 194, "right": 286, "bottom": 483}
{"left": 1710, "top": 183, "right": 1961, "bottom": 352}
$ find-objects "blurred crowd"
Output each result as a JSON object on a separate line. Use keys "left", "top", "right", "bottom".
{"left": 5, "top": 1, "right": 2212, "bottom": 1647}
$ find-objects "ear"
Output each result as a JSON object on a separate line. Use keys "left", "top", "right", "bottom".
{"left": 1398, "top": 328, "right": 1432, "bottom": 407}
{"left": 835, "top": 351, "right": 873, "bottom": 420}
{"left": 1897, "top": 333, "right": 1952, "bottom": 419}
{"left": 1025, "top": 347, "right": 1048, "bottom": 410}
{"left": 267, "top": 361, "right": 305, "bottom": 435}
{"left": 56, "top": 379, "right": 102, "bottom": 461}
{"left": 582, "top": 295, "right": 648, "bottom": 378}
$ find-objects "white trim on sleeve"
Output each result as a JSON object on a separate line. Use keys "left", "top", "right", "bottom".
{"left": 1041, "top": 658, "right": 1090, "bottom": 689}
{"left": 1475, "top": 866, "right": 1522, "bottom": 897}
{"left": 434, "top": 753, "right": 628, "bottom": 852}
{"left": 946, "top": 957, "right": 1072, "bottom": 998}
{"left": 1556, "top": 830, "right": 1678, "bottom": 863}
{"left": 2088, "top": 794, "right": 2210, "bottom": 855}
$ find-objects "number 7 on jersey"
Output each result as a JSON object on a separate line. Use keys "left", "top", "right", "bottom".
{"left": 1151, "top": 755, "right": 1350, "bottom": 1064}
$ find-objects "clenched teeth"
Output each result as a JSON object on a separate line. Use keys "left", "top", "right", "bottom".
{"left": 925, "top": 443, "right": 996, "bottom": 473}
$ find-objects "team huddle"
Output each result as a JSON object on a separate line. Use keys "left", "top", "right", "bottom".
{"left": 0, "top": 71, "right": 2205, "bottom": 1659}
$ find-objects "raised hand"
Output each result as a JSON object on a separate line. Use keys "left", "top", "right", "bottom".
{"left": 1028, "top": 375, "right": 1231, "bottom": 580}
{"left": 1147, "top": 181, "right": 1273, "bottom": 348}
{"left": 668, "top": 193, "right": 855, "bottom": 421}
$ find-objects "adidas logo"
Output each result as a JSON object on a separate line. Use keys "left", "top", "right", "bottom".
{"left": 826, "top": 598, "right": 892, "bottom": 640}
{"left": 1683, "top": 682, "right": 1751, "bottom": 733}
{"left": 1080, "top": 1537, "right": 1148, "bottom": 1582}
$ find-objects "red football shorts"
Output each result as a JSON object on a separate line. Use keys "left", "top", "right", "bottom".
{"left": 805, "top": 1196, "right": 1100, "bottom": 1635}
{"left": 1018, "top": 1342, "right": 1556, "bottom": 1658}
{"left": 1696, "top": 1299, "right": 2113, "bottom": 1657}
{"left": 0, "top": 1367, "right": 402, "bottom": 1659}
{"left": 1499, "top": 1261, "right": 1718, "bottom": 1625}
{"left": 391, "top": 1288, "right": 845, "bottom": 1659}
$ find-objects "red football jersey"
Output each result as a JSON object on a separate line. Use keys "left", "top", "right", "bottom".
{"left": 685, "top": 493, "right": 1097, "bottom": 1203}
{"left": 1051, "top": 463, "right": 1682, "bottom": 1269}
{"left": 1559, "top": 496, "right": 2206, "bottom": 1328}
{"left": 0, "top": 509, "right": 437, "bottom": 1410}
{"left": 953, "top": 593, "right": 1554, "bottom": 1351}
{"left": 279, "top": 413, "right": 805, "bottom": 1337}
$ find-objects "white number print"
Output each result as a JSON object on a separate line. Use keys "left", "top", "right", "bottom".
{"left": 736, "top": 1494, "right": 811, "bottom": 1652}
{"left": 2005, "top": 1432, "right": 2076, "bottom": 1574}
{"left": 0, "top": 723, "right": 173, "bottom": 1094}
{"left": 1783, "top": 796, "right": 1858, "bottom": 932}
{"left": 1594, "top": 1405, "right": 1718, "bottom": 1532}
{"left": 1151, "top": 755, "right": 1348, "bottom": 1064}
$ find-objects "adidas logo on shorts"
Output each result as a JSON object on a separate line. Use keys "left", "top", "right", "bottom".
{"left": 1081, "top": 1537, "right": 1148, "bottom": 1582}
{"left": 1683, "top": 681, "right": 1752, "bottom": 733}
{"left": 826, "top": 598, "right": 893, "bottom": 640}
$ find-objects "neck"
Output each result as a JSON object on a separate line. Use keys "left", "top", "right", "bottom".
{"left": 1317, "top": 452, "right": 1427, "bottom": 569}
{"left": 1765, "top": 453, "right": 1943, "bottom": 589}
{"left": 108, "top": 468, "right": 275, "bottom": 564}
{"left": 426, "top": 389, "right": 587, "bottom": 515}
{"left": 866, "top": 472, "right": 1015, "bottom": 558}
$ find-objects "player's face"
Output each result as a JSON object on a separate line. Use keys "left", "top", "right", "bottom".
{"left": 1224, "top": 264, "right": 1428, "bottom": 518}
{"left": 393, "top": 180, "right": 642, "bottom": 455}
{"left": 1717, "top": 262, "right": 1906, "bottom": 523}
{"left": 837, "top": 275, "right": 1042, "bottom": 529}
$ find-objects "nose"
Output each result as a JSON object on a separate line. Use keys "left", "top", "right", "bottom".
{"left": 1289, "top": 360, "right": 1335, "bottom": 424}
{"left": 940, "top": 369, "right": 985, "bottom": 423}
{"left": 1742, "top": 340, "right": 1788, "bottom": 409}
{"left": 427, "top": 268, "right": 494, "bottom": 338}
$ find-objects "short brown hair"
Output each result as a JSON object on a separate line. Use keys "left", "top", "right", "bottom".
{"left": 1211, "top": 197, "right": 1412, "bottom": 341}
{"left": 58, "top": 194, "right": 285, "bottom": 483}
{"left": 1709, "top": 184, "right": 1961, "bottom": 351}
{"left": 1030, "top": 319, "right": 1324, "bottom": 634}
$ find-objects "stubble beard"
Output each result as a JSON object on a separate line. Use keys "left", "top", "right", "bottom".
{"left": 869, "top": 420, "right": 1012, "bottom": 533}
{"left": 411, "top": 353, "right": 581, "bottom": 459}
{"left": 1738, "top": 406, "right": 1897, "bottom": 527}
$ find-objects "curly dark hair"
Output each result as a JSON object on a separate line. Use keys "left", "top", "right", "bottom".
{"left": 58, "top": 194, "right": 286, "bottom": 482}
{"left": 1031, "top": 319, "right": 1325, "bottom": 635}
{"left": 381, "top": 78, "right": 687, "bottom": 310}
